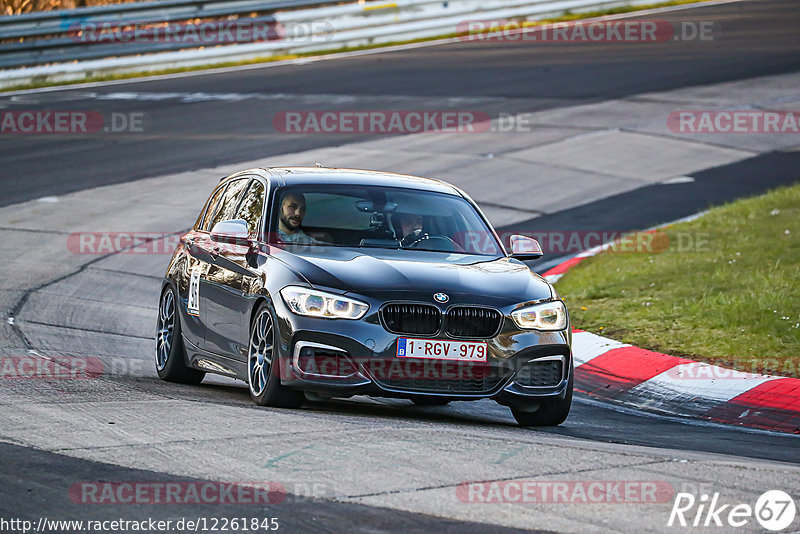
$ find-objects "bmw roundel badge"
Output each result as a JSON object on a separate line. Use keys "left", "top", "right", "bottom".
{"left": 434, "top": 293, "right": 449, "bottom": 303}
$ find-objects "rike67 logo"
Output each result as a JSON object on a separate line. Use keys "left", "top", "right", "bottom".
{"left": 668, "top": 490, "right": 796, "bottom": 531}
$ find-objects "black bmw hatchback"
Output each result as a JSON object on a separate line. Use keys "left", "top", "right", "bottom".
{"left": 156, "top": 167, "right": 573, "bottom": 426}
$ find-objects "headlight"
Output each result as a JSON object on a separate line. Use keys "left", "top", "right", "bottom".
{"left": 280, "top": 286, "right": 369, "bottom": 320}
{"left": 511, "top": 300, "right": 567, "bottom": 331}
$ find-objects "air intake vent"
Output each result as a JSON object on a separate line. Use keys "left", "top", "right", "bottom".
{"left": 514, "top": 359, "right": 563, "bottom": 387}
{"left": 381, "top": 303, "right": 440, "bottom": 335}
{"left": 446, "top": 307, "right": 503, "bottom": 338}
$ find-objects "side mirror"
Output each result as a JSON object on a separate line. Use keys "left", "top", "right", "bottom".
{"left": 509, "top": 235, "right": 543, "bottom": 260}
{"left": 210, "top": 219, "right": 251, "bottom": 245}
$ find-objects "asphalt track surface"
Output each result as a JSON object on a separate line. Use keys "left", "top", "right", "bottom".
{"left": 0, "top": 442, "right": 537, "bottom": 534}
{"left": 2, "top": 0, "right": 800, "bottom": 207}
{"left": 2, "top": 0, "right": 800, "bottom": 532}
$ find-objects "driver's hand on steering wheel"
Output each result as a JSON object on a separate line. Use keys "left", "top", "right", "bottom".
{"left": 400, "top": 228, "right": 426, "bottom": 248}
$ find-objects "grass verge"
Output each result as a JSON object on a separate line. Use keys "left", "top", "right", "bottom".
{"left": 2, "top": 0, "right": 712, "bottom": 93}
{"left": 555, "top": 184, "right": 800, "bottom": 377}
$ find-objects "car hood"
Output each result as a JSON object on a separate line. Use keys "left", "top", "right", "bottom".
{"left": 271, "top": 246, "right": 552, "bottom": 305}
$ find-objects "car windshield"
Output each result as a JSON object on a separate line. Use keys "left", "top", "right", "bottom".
{"left": 268, "top": 184, "right": 503, "bottom": 256}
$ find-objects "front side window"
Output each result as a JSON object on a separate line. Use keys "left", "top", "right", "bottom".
{"left": 268, "top": 184, "right": 502, "bottom": 255}
{"left": 235, "top": 180, "right": 265, "bottom": 237}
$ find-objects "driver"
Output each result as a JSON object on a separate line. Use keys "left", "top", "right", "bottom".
{"left": 396, "top": 212, "right": 425, "bottom": 247}
{"left": 277, "top": 192, "right": 318, "bottom": 245}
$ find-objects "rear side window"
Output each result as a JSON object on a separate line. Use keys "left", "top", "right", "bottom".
{"left": 235, "top": 180, "right": 265, "bottom": 237}
{"left": 205, "top": 179, "right": 250, "bottom": 232}
{"left": 197, "top": 184, "right": 227, "bottom": 231}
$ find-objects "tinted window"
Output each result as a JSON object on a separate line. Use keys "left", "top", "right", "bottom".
{"left": 269, "top": 185, "right": 502, "bottom": 255}
{"left": 303, "top": 193, "right": 373, "bottom": 230}
{"left": 199, "top": 184, "right": 227, "bottom": 231}
{"left": 235, "top": 180, "right": 265, "bottom": 237}
{"left": 206, "top": 179, "right": 250, "bottom": 232}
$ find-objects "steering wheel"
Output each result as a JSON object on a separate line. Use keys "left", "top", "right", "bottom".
{"left": 403, "top": 233, "right": 464, "bottom": 252}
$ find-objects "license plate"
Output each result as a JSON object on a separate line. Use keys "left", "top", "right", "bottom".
{"left": 396, "top": 338, "right": 488, "bottom": 362}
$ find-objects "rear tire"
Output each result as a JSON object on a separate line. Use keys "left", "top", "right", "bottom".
{"left": 248, "top": 302, "right": 304, "bottom": 408}
{"left": 511, "top": 363, "right": 573, "bottom": 427}
{"left": 155, "top": 285, "right": 205, "bottom": 385}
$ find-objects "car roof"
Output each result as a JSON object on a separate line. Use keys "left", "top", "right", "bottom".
{"left": 258, "top": 167, "right": 462, "bottom": 196}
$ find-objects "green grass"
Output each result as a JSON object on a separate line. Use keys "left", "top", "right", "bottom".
{"left": 2, "top": 0, "right": 713, "bottom": 93}
{"left": 556, "top": 184, "right": 800, "bottom": 377}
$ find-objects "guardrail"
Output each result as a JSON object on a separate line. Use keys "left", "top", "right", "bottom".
{"left": 0, "top": 0, "right": 661, "bottom": 89}
{"left": 0, "top": 0, "right": 339, "bottom": 67}
{"left": 0, "top": 0, "right": 334, "bottom": 39}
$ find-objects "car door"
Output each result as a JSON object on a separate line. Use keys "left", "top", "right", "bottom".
{"left": 179, "top": 181, "right": 229, "bottom": 349}
{"left": 200, "top": 177, "right": 265, "bottom": 360}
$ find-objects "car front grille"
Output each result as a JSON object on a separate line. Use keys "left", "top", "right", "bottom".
{"left": 513, "top": 359, "right": 563, "bottom": 387}
{"left": 370, "top": 360, "right": 509, "bottom": 394}
{"left": 446, "top": 306, "right": 503, "bottom": 338}
{"left": 381, "top": 303, "right": 440, "bottom": 335}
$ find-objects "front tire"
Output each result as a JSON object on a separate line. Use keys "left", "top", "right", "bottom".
{"left": 155, "top": 285, "right": 205, "bottom": 385}
{"left": 511, "top": 364, "right": 573, "bottom": 427}
{"left": 247, "top": 302, "right": 304, "bottom": 408}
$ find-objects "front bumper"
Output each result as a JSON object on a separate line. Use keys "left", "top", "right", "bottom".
{"left": 273, "top": 296, "right": 572, "bottom": 404}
